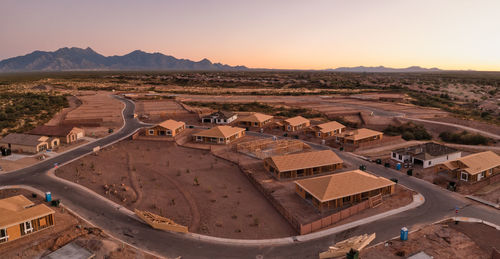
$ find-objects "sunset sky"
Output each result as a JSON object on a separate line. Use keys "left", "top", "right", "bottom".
{"left": 1, "top": 0, "right": 499, "bottom": 70}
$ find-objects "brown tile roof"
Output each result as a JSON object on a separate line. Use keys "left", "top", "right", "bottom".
{"left": 157, "top": 119, "right": 185, "bottom": 130}
{"left": 240, "top": 113, "right": 273, "bottom": 123}
{"left": 315, "top": 121, "right": 346, "bottom": 133}
{"left": 0, "top": 133, "right": 48, "bottom": 147}
{"left": 284, "top": 116, "right": 310, "bottom": 126}
{"left": 0, "top": 195, "right": 55, "bottom": 228}
{"left": 339, "top": 128, "right": 382, "bottom": 141}
{"left": 29, "top": 125, "right": 82, "bottom": 137}
{"left": 193, "top": 126, "right": 245, "bottom": 139}
{"left": 441, "top": 151, "right": 500, "bottom": 175}
{"left": 295, "top": 170, "right": 395, "bottom": 202}
{"left": 266, "top": 150, "right": 343, "bottom": 172}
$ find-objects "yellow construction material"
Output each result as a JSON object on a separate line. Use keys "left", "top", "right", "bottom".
{"left": 236, "top": 138, "right": 310, "bottom": 159}
{"left": 134, "top": 209, "right": 188, "bottom": 233}
{"left": 319, "top": 233, "right": 376, "bottom": 259}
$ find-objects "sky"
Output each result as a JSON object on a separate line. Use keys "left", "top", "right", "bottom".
{"left": 1, "top": 0, "right": 500, "bottom": 70}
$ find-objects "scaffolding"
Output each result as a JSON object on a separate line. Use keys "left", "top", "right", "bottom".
{"left": 236, "top": 138, "right": 310, "bottom": 159}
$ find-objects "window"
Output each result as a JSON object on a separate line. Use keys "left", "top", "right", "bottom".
{"left": 196, "top": 136, "right": 202, "bottom": 141}
{"left": 24, "top": 221, "right": 33, "bottom": 234}
{"left": 398, "top": 154, "right": 402, "bottom": 160}
{"left": 318, "top": 132, "right": 321, "bottom": 137}
{"left": 254, "top": 122, "right": 258, "bottom": 126}
{"left": 148, "top": 130, "right": 154, "bottom": 135}
{"left": 343, "top": 196, "right": 351, "bottom": 203}
{"left": 166, "top": 130, "right": 172, "bottom": 136}
{"left": 393, "top": 153, "right": 396, "bottom": 158}
{"left": 219, "top": 138, "right": 224, "bottom": 143}
{"left": 428, "top": 161, "right": 432, "bottom": 166}
{"left": 0, "top": 228, "right": 7, "bottom": 243}
{"left": 460, "top": 172, "right": 468, "bottom": 181}
{"left": 287, "top": 125, "right": 292, "bottom": 131}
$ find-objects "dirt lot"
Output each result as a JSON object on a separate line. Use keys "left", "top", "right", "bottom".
{"left": 135, "top": 99, "right": 199, "bottom": 124}
{"left": 55, "top": 139, "right": 296, "bottom": 239}
{"left": 361, "top": 221, "right": 500, "bottom": 258}
{"left": 63, "top": 92, "right": 124, "bottom": 137}
{"left": 0, "top": 188, "right": 158, "bottom": 259}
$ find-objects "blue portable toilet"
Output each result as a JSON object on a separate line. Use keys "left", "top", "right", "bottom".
{"left": 400, "top": 227, "right": 408, "bottom": 241}
{"left": 45, "top": 192, "right": 52, "bottom": 202}
{"left": 396, "top": 163, "right": 402, "bottom": 170}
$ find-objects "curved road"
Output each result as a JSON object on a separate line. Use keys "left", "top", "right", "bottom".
{"left": 0, "top": 96, "right": 499, "bottom": 259}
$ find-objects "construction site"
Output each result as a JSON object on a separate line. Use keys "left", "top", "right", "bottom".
{"left": 236, "top": 138, "right": 310, "bottom": 159}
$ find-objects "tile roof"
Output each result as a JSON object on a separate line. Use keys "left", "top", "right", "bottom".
{"left": 314, "top": 121, "right": 346, "bottom": 133}
{"left": 339, "top": 128, "right": 383, "bottom": 141}
{"left": 29, "top": 125, "right": 82, "bottom": 137}
{"left": 0, "top": 195, "right": 55, "bottom": 228}
{"left": 240, "top": 113, "right": 273, "bottom": 123}
{"left": 295, "top": 170, "right": 395, "bottom": 202}
{"left": 157, "top": 119, "right": 185, "bottom": 130}
{"left": 193, "top": 126, "right": 245, "bottom": 138}
{"left": 0, "top": 133, "right": 47, "bottom": 147}
{"left": 284, "top": 116, "right": 310, "bottom": 126}
{"left": 441, "top": 151, "right": 500, "bottom": 175}
{"left": 266, "top": 150, "right": 343, "bottom": 172}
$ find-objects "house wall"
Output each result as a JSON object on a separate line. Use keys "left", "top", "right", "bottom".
{"left": 300, "top": 185, "right": 394, "bottom": 211}
{"left": 49, "top": 138, "right": 60, "bottom": 149}
{"left": 1, "top": 214, "right": 55, "bottom": 243}
{"left": 193, "top": 131, "right": 245, "bottom": 145}
{"left": 147, "top": 125, "right": 185, "bottom": 137}
{"left": 2, "top": 143, "right": 47, "bottom": 154}
{"left": 422, "top": 152, "right": 462, "bottom": 168}
{"left": 239, "top": 119, "right": 271, "bottom": 128}
{"left": 265, "top": 162, "right": 343, "bottom": 180}
{"left": 284, "top": 121, "right": 310, "bottom": 132}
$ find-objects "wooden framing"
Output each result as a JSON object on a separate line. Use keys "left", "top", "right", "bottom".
{"left": 236, "top": 139, "right": 310, "bottom": 159}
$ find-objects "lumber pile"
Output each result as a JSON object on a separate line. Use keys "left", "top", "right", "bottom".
{"left": 319, "top": 233, "right": 376, "bottom": 259}
{"left": 135, "top": 209, "right": 188, "bottom": 233}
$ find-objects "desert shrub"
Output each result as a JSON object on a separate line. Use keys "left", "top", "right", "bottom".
{"left": 384, "top": 122, "right": 431, "bottom": 140}
{"left": 439, "top": 131, "right": 491, "bottom": 145}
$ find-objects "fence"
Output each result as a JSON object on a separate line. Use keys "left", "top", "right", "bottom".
{"left": 299, "top": 199, "right": 371, "bottom": 235}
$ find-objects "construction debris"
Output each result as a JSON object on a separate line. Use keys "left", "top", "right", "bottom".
{"left": 319, "top": 233, "right": 376, "bottom": 259}
{"left": 236, "top": 138, "right": 310, "bottom": 159}
{"left": 134, "top": 209, "right": 188, "bottom": 233}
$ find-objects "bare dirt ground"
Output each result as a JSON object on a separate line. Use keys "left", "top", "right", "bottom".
{"left": 427, "top": 116, "right": 500, "bottom": 137}
{"left": 0, "top": 156, "right": 41, "bottom": 172}
{"left": 55, "top": 139, "right": 296, "bottom": 239}
{"left": 135, "top": 99, "right": 199, "bottom": 124}
{"left": 0, "top": 188, "right": 158, "bottom": 259}
{"left": 361, "top": 221, "right": 500, "bottom": 259}
{"left": 63, "top": 92, "right": 124, "bottom": 137}
{"left": 469, "top": 181, "right": 500, "bottom": 205}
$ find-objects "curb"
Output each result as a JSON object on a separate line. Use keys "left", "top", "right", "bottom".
{"left": 0, "top": 185, "right": 166, "bottom": 259}
{"left": 465, "top": 195, "right": 500, "bottom": 209}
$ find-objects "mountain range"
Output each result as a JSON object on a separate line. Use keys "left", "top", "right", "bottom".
{"left": 0, "top": 47, "right": 248, "bottom": 72}
{"left": 0, "top": 47, "right": 445, "bottom": 72}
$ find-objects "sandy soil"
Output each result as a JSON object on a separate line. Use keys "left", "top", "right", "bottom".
{"left": 63, "top": 92, "right": 124, "bottom": 137}
{"left": 55, "top": 139, "right": 295, "bottom": 239}
{"left": 0, "top": 156, "right": 40, "bottom": 172}
{"left": 361, "top": 221, "right": 499, "bottom": 258}
{"left": 135, "top": 99, "right": 199, "bottom": 124}
{"left": 0, "top": 188, "right": 158, "bottom": 259}
{"left": 428, "top": 116, "right": 500, "bottom": 137}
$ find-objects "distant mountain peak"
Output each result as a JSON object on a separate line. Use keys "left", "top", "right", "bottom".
{"left": 0, "top": 47, "right": 248, "bottom": 72}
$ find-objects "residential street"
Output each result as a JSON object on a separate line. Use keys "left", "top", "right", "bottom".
{"left": 0, "top": 96, "right": 498, "bottom": 259}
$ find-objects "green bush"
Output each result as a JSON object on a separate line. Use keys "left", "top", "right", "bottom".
{"left": 439, "top": 131, "right": 491, "bottom": 145}
{"left": 384, "top": 122, "right": 431, "bottom": 140}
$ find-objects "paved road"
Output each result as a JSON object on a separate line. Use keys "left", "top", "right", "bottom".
{"left": 0, "top": 97, "right": 499, "bottom": 259}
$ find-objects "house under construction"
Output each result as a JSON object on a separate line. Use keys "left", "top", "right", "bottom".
{"left": 236, "top": 138, "right": 310, "bottom": 159}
